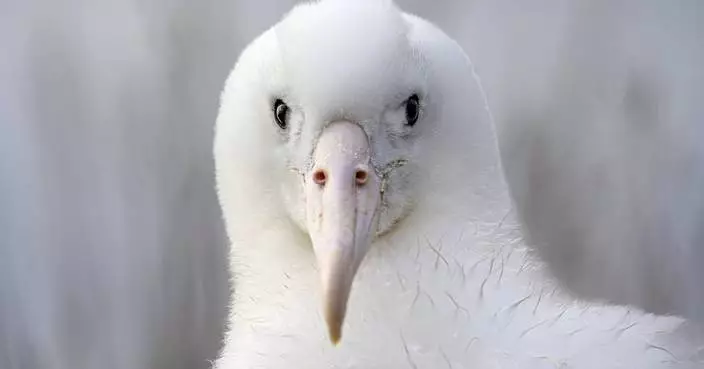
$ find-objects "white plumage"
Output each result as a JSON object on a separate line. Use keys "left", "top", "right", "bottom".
{"left": 213, "top": 1, "right": 703, "bottom": 367}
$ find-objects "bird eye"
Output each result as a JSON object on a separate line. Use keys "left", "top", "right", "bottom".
{"left": 273, "top": 99, "right": 289, "bottom": 129}
{"left": 405, "top": 94, "right": 420, "bottom": 126}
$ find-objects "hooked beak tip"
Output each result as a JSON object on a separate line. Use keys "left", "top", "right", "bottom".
{"left": 328, "top": 324, "right": 342, "bottom": 346}
{"left": 322, "top": 279, "right": 349, "bottom": 346}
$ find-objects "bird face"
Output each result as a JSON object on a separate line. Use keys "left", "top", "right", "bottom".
{"left": 215, "top": 0, "right": 489, "bottom": 346}
{"left": 263, "top": 1, "right": 429, "bottom": 344}
{"left": 274, "top": 92, "right": 424, "bottom": 343}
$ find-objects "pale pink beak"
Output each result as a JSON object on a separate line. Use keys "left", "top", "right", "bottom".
{"left": 305, "top": 121, "right": 381, "bottom": 345}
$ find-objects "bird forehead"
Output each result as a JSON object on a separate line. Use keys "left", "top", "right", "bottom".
{"left": 275, "top": 0, "right": 416, "bottom": 112}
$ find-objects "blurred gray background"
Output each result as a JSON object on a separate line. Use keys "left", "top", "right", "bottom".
{"left": 1, "top": 1, "right": 702, "bottom": 368}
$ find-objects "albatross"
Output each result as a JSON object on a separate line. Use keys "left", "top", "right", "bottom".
{"left": 213, "top": 0, "right": 703, "bottom": 367}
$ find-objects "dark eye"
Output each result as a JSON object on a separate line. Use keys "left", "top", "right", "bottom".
{"left": 405, "top": 94, "right": 420, "bottom": 126}
{"left": 273, "top": 99, "right": 289, "bottom": 129}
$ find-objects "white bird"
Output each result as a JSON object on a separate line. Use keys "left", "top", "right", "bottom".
{"left": 213, "top": 0, "right": 703, "bottom": 367}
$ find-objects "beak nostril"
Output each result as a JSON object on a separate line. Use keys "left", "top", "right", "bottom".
{"left": 313, "top": 169, "right": 327, "bottom": 186}
{"left": 355, "top": 169, "right": 368, "bottom": 185}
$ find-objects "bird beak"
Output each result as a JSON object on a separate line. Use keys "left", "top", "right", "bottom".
{"left": 305, "top": 121, "right": 381, "bottom": 345}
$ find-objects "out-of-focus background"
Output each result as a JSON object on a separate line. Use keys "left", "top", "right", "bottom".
{"left": 1, "top": 1, "right": 702, "bottom": 368}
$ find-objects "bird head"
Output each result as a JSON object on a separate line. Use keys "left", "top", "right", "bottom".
{"left": 215, "top": 0, "right": 499, "bottom": 345}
